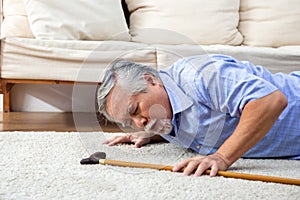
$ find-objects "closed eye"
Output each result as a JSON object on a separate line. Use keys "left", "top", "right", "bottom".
{"left": 132, "top": 103, "right": 139, "bottom": 116}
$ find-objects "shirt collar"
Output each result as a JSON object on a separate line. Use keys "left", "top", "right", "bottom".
{"left": 159, "top": 71, "right": 193, "bottom": 117}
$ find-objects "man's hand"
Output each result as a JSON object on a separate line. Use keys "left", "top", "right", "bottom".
{"left": 103, "top": 132, "right": 151, "bottom": 148}
{"left": 103, "top": 131, "right": 166, "bottom": 148}
{"left": 172, "top": 153, "right": 230, "bottom": 177}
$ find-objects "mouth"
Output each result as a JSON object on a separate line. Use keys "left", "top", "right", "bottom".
{"left": 144, "top": 119, "right": 173, "bottom": 134}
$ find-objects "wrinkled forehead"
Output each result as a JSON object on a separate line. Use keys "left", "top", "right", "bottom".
{"left": 106, "top": 85, "right": 131, "bottom": 123}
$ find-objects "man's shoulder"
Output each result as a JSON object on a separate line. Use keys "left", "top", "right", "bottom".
{"left": 170, "top": 54, "right": 235, "bottom": 71}
{"left": 159, "top": 54, "right": 241, "bottom": 84}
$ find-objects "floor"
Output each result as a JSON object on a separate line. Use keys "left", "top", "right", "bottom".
{"left": 0, "top": 112, "right": 122, "bottom": 132}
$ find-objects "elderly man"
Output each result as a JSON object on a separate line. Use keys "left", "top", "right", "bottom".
{"left": 96, "top": 54, "right": 300, "bottom": 177}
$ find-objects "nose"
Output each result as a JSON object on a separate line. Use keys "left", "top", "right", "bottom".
{"left": 132, "top": 116, "right": 147, "bottom": 128}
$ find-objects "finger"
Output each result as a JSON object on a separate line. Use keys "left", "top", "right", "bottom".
{"left": 107, "top": 136, "right": 129, "bottom": 146}
{"left": 194, "top": 160, "right": 211, "bottom": 177}
{"left": 133, "top": 138, "right": 148, "bottom": 148}
{"left": 183, "top": 160, "right": 200, "bottom": 176}
{"left": 134, "top": 142, "right": 142, "bottom": 148}
{"left": 102, "top": 140, "right": 109, "bottom": 144}
{"left": 102, "top": 136, "right": 118, "bottom": 144}
{"left": 209, "top": 164, "right": 219, "bottom": 177}
{"left": 172, "top": 159, "right": 190, "bottom": 172}
{"left": 133, "top": 138, "right": 145, "bottom": 148}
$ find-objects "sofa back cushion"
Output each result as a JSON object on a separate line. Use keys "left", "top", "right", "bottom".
{"left": 1, "top": 0, "right": 34, "bottom": 38}
{"left": 23, "top": 0, "right": 130, "bottom": 41}
{"left": 125, "top": 0, "right": 242, "bottom": 45}
{"left": 239, "top": 0, "right": 300, "bottom": 47}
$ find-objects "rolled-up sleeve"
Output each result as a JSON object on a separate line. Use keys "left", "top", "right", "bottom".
{"left": 194, "top": 58, "right": 278, "bottom": 117}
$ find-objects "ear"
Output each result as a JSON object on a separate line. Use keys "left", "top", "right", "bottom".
{"left": 144, "top": 73, "right": 157, "bottom": 85}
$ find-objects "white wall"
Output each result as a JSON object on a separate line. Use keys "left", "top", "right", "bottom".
{"left": 10, "top": 84, "right": 99, "bottom": 112}
{"left": 11, "top": 84, "right": 73, "bottom": 112}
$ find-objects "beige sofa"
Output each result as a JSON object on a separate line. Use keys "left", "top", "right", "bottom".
{"left": 1, "top": 0, "right": 300, "bottom": 112}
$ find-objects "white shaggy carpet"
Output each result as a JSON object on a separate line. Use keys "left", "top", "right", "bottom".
{"left": 0, "top": 131, "right": 299, "bottom": 200}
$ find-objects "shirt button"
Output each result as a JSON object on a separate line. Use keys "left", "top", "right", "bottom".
{"left": 196, "top": 145, "right": 200, "bottom": 149}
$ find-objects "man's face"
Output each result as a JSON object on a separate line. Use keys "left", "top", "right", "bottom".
{"left": 106, "top": 75, "right": 173, "bottom": 135}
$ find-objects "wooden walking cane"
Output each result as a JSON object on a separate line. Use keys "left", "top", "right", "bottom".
{"left": 81, "top": 152, "right": 300, "bottom": 186}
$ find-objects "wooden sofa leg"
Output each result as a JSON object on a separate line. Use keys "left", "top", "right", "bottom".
{"left": 0, "top": 80, "right": 14, "bottom": 112}
{"left": 3, "top": 91, "right": 10, "bottom": 112}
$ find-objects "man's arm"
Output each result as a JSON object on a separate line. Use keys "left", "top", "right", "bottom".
{"left": 216, "top": 90, "right": 287, "bottom": 166}
{"left": 173, "top": 90, "right": 288, "bottom": 176}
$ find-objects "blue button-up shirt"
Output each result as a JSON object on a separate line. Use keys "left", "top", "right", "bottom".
{"left": 159, "top": 54, "right": 300, "bottom": 159}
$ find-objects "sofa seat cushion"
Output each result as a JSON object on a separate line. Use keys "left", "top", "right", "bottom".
{"left": 1, "top": 38, "right": 157, "bottom": 82}
{"left": 1, "top": 38, "right": 299, "bottom": 83}
{"left": 153, "top": 44, "right": 300, "bottom": 74}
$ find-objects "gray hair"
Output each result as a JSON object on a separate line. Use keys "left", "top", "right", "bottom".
{"left": 96, "top": 60, "right": 160, "bottom": 122}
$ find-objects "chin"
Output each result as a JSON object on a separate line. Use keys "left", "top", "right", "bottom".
{"left": 144, "top": 119, "right": 173, "bottom": 135}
